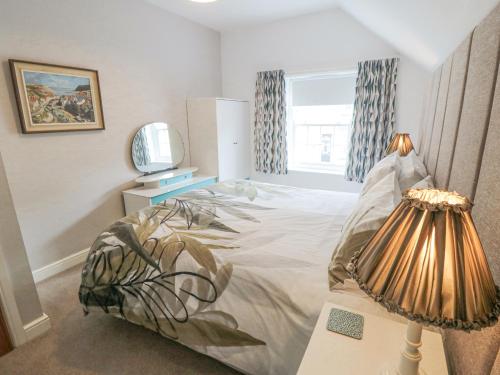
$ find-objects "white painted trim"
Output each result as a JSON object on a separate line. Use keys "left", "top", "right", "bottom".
{"left": 32, "top": 248, "right": 89, "bottom": 283}
{"left": 23, "top": 313, "right": 51, "bottom": 341}
{"left": 0, "top": 249, "right": 27, "bottom": 347}
{"left": 0, "top": 249, "right": 51, "bottom": 346}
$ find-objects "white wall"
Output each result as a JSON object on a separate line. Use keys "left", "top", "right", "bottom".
{"left": 221, "top": 9, "right": 431, "bottom": 193}
{"left": 0, "top": 152, "right": 42, "bottom": 325}
{"left": 0, "top": 0, "right": 222, "bottom": 270}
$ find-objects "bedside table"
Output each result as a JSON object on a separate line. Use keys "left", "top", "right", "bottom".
{"left": 122, "top": 167, "right": 217, "bottom": 215}
{"left": 297, "top": 302, "right": 448, "bottom": 375}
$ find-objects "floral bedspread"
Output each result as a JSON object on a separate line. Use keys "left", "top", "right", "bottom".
{"left": 79, "top": 180, "right": 359, "bottom": 374}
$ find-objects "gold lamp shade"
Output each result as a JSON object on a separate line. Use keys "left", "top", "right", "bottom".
{"left": 349, "top": 189, "right": 500, "bottom": 331}
{"left": 386, "top": 133, "right": 414, "bottom": 156}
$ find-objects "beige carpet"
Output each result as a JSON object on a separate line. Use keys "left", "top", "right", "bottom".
{"left": 0, "top": 266, "right": 240, "bottom": 375}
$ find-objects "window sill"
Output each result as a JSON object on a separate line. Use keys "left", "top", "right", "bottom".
{"left": 288, "top": 166, "right": 345, "bottom": 176}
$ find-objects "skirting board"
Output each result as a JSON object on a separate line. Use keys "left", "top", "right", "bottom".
{"left": 32, "top": 248, "right": 89, "bottom": 283}
{"left": 24, "top": 313, "right": 51, "bottom": 342}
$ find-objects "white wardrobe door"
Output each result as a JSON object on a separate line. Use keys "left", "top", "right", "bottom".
{"left": 187, "top": 98, "right": 219, "bottom": 177}
{"left": 216, "top": 100, "right": 251, "bottom": 181}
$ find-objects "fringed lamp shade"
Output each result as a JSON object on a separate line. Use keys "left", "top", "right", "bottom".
{"left": 349, "top": 189, "right": 500, "bottom": 331}
{"left": 386, "top": 133, "right": 414, "bottom": 156}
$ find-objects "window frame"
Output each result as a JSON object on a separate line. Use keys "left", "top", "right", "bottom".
{"left": 286, "top": 71, "right": 356, "bottom": 175}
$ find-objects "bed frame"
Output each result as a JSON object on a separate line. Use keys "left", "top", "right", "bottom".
{"left": 418, "top": 3, "right": 500, "bottom": 374}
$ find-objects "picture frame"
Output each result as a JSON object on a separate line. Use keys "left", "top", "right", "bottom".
{"left": 9, "top": 59, "right": 105, "bottom": 134}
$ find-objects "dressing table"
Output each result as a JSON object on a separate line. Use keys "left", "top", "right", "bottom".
{"left": 122, "top": 122, "right": 217, "bottom": 215}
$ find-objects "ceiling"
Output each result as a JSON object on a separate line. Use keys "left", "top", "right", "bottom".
{"left": 144, "top": 0, "right": 500, "bottom": 69}
{"left": 339, "top": 0, "right": 500, "bottom": 69}
{"left": 144, "top": 0, "right": 339, "bottom": 31}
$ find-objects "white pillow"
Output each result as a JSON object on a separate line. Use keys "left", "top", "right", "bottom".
{"left": 410, "top": 175, "right": 434, "bottom": 189}
{"left": 398, "top": 151, "right": 427, "bottom": 191}
{"left": 330, "top": 171, "right": 401, "bottom": 288}
{"left": 360, "top": 153, "right": 400, "bottom": 196}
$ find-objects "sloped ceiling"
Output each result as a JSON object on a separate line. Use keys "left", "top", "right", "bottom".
{"left": 339, "top": 0, "right": 500, "bottom": 70}
{"left": 144, "top": 0, "right": 500, "bottom": 70}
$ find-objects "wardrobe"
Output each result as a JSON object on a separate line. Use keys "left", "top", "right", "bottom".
{"left": 187, "top": 98, "right": 251, "bottom": 181}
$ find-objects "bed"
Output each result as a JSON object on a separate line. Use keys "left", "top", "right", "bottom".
{"left": 79, "top": 180, "right": 363, "bottom": 375}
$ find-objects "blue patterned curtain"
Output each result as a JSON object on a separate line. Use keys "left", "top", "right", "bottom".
{"left": 345, "top": 58, "right": 398, "bottom": 183}
{"left": 132, "top": 128, "right": 151, "bottom": 167}
{"left": 254, "top": 70, "right": 287, "bottom": 174}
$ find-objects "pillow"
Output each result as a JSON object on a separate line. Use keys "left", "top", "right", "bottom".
{"left": 360, "top": 152, "right": 400, "bottom": 196}
{"left": 410, "top": 175, "right": 434, "bottom": 189}
{"left": 329, "top": 171, "right": 401, "bottom": 289}
{"left": 398, "top": 151, "right": 427, "bottom": 191}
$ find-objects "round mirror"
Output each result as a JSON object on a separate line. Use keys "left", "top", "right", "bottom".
{"left": 131, "top": 122, "right": 184, "bottom": 173}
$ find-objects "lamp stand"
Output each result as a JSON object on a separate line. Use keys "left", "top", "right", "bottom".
{"left": 382, "top": 321, "right": 426, "bottom": 375}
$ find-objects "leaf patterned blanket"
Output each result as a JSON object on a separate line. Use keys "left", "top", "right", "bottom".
{"left": 79, "top": 180, "right": 359, "bottom": 375}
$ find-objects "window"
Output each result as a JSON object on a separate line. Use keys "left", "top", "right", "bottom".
{"left": 156, "top": 128, "right": 173, "bottom": 161}
{"left": 287, "top": 72, "right": 356, "bottom": 174}
{"left": 145, "top": 123, "right": 173, "bottom": 163}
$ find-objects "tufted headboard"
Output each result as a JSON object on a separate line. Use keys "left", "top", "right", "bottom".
{"left": 418, "top": 3, "right": 500, "bottom": 374}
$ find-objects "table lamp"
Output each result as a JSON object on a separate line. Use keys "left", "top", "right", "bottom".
{"left": 349, "top": 188, "right": 500, "bottom": 375}
{"left": 386, "top": 133, "right": 414, "bottom": 156}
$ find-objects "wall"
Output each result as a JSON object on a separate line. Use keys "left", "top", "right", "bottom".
{"left": 0, "top": 152, "right": 42, "bottom": 325}
{"left": 221, "top": 9, "right": 431, "bottom": 193}
{"left": 0, "top": 0, "right": 222, "bottom": 270}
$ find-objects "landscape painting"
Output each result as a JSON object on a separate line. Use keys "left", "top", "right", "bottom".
{"left": 9, "top": 60, "right": 105, "bottom": 133}
{"left": 23, "top": 71, "right": 95, "bottom": 124}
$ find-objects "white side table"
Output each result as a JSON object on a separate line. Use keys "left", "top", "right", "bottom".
{"left": 297, "top": 302, "right": 448, "bottom": 375}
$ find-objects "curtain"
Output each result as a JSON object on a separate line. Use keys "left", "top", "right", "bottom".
{"left": 132, "top": 127, "right": 151, "bottom": 167}
{"left": 254, "top": 70, "right": 287, "bottom": 174}
{"left": 345, "top": 58, "right": 398, "bottom": 183}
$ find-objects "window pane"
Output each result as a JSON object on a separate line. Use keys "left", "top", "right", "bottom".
{"left": 294, "top": 126, "right": 308, "bottom": 163}
{"left": 157, "top": 129, "right": 172, "bottom": 159}
{"left": 289, "top": 104, "right": 353, "bottom": 172}
{"left": 320, "top": 126, "right": 333, "bottom": 163}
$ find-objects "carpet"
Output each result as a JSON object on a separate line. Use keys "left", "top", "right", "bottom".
{"left": 0, "top": 266, "right": 240, "bottom": 375}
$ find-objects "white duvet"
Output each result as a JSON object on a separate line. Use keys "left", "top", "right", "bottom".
{"left": 79, "top": 180, "right": 378, "bottom": 375}
{"left": 199, "top": 181, "right": 359, "bottom": 374}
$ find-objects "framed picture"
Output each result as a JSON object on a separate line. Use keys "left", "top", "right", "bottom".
{"left": 9, "top": 60, "right": 105, "bottom": 134}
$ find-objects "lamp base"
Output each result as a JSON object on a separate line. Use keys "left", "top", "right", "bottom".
{"left": 381, "top": 367, "right": 427, "bottom": 375}
{"left": 380, "top": 321, "right": 425, "bottom": 375}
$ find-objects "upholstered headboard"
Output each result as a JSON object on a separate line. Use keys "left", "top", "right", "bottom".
{"left": 418, "top": 4, "right": 500, "bottom": 374}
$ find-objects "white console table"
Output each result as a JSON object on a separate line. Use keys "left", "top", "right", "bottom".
{"left": 122, "top": 167, "right": 217, "bottom": 215}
